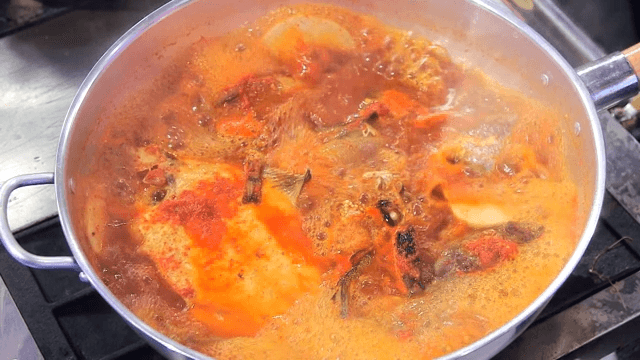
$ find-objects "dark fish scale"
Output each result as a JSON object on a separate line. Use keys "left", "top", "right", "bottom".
{"left": 396, "top": 228, "right": 416, "bottom": 257}
{"left": 502, "top": 222, "right": 544, "bottom": 243}
{"left": 377, "top": 200, "right": 403, "bottom": 227}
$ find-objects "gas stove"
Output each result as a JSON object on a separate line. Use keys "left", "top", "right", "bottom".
{"left": 1, "top": 1, "right": 640, "bottom": 359}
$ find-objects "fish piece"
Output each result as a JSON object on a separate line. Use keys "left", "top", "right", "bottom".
{"left": 242, "top": 159, "right": 263, "bottom": 204}
{"left": 263, "top": 167, "right": 312, "bottom": 203}
{"left": 143, "top": 168, "right": 167, "bottom": 187}
{"left": 377, "top": 200, "right": 403, "bottom": 227}
{"left": 464, "top": 236, "right": 518, "bottom": 269}
{"left": 501, "top": 221, "right": 544, "bottom": 243}
{"left": 394, "top": 226, "right": 435, "bottom": 295}
{"left": 333, "top": 249, "right": 375, "bottom": 318}
{"left": 136, "top": 161, "right": 322, "bottom": 337}
{"left": 434, "top": 248, "right": 479, "bottom": 277}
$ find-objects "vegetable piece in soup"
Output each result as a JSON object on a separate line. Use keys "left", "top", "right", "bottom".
{"left": 82, "top": 4, "right": 579, "bottom": 359}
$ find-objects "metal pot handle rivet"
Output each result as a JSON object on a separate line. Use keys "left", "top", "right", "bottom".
{"left": 0, "top": 173, "right": 79, "bottom": 270}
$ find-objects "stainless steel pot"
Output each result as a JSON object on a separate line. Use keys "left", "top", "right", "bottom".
{"left": 0, "top": 0, "right": 627, "bottom": 358}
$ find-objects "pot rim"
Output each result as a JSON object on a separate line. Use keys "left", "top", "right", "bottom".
{"left": 54, "top": 0, "right": 606, "bottom": 359}
{"left": 57, "top": 1, "right": 207, "bottom": 358}
{"left": 437, "top": 3, "right": 606, "bottom": 358}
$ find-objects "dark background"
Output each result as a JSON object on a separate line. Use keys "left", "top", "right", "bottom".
{"left": 557, "top": 0, "right": 640, "bottom": 52}
{"left": 2, "top": 0, "right": 640, "bottom": 52}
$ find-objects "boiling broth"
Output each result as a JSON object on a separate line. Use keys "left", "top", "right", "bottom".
{"left": 81, "top": 4, "right": 579, "bottom": 359}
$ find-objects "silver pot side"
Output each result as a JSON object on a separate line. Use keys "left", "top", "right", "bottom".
{"left": 44, "top": 0, "right": 606, "bottom": 359}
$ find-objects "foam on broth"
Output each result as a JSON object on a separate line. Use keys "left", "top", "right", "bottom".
{"left": 79, "top": 4, "right": 580, "bottom": 359}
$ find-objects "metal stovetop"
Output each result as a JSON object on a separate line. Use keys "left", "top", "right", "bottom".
{"left": 2, "top": 0, "right": 640, "bottom": 359}
{"left": 0, "top": 1, "right": 172, "bottom": 359}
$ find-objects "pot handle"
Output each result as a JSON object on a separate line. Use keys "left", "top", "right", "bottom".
{"left": 0, "top": 173, "right": 79, "bottom": 270}
{"left": 576, "top": 43, "right": 640, "bottom": 112}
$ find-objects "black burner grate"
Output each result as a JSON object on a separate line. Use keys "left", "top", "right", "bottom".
{"left": 536, "top": 193, "right": 640, "bottom": 323}
{"left": 0, "top": 218, "right": 164, "bottom": 360}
